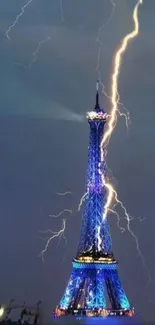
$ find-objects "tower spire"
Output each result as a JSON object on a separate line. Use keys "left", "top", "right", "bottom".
{"left": 95, "top": 80, "right": 100, "bottom": 109}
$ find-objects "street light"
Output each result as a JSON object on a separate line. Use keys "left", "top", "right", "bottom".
{"left": 0, "top": 306, "right": 4, "bottom": 318}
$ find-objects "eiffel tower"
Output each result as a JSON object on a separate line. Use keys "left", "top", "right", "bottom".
{"left": 54, "top": 82, "right": 134, "bottom": 319}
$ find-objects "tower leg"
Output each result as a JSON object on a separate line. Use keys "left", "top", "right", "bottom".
{"left": 59, "top": 268, "right": 81, "bottom": 310}
{"left": 105, "top": 269, "right": 130, "bottom": 310}
{"left": 58, "top": 264, "right": 107, "bottom": 312}
{"left": 96, "top": 269, "right": 106, "bottom": 308}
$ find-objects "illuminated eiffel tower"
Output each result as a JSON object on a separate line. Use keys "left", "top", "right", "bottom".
{"left": 54, "top": 82, "right": 134, "bottom": 319}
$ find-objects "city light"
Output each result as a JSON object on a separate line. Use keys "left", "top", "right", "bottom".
{"left": 0, "top": 306, "right": 4, "bottom": 318}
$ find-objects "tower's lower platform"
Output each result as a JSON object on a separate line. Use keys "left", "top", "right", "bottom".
{"left": 53, "top": 257, "right": 134, "bottom": 319}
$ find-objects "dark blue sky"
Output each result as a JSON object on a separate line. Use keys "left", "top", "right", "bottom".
{"left": 0, "top": 0, "right": 155, "bottom": 323}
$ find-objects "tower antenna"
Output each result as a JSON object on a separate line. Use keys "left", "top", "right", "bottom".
{"left": 95, "top": 80, "right": 100, "bottom": 109}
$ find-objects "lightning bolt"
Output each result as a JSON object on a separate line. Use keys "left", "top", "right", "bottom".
{"left": 59, "top": 0, "right": 64, "bottom": 23}
{"left": 97, "top": 0, "right": 152, "bottom": 284}
{"left": 78, "top": 192, "right": 88, "bottom": 211}
{"left": 39, "top": 219, "right": 66, "bottom": 262}
{"left": 49, "top": 209, "right": 72, "bottom": 218}
{"left": 108, "top": 208, "right": 125, "bottom": 234}
{"left": 56, "top": 191, "right": 73, "bottom": 196}
{"left": 96, "top": 0, "right": 131, "bottom": 133}
{"left": 97, "top": 177, "right": 152, "bottom": 282}
{"left": 6, "top": 0, "right": 33, "bottom": 40}
{"left": 96, "top": 0, "right": 116, "bottom": 78}
{"left": 101, "top": 0, "right": 143, "bottom": 234}
{"left": 102, "top": 0, "right": 143, "bottom": 147}
{"left": 40, "top": 192, "right": 72, "bottom": 259}
{"left": 29, "top": 37, "right": 51, "bottom": 68}
{"left": 13, "top": 36, "right": 51, "bottom": 69}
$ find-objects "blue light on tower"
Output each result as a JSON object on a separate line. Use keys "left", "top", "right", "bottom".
{"left": 54, "top": 82, "right": 134, "bottom": 319}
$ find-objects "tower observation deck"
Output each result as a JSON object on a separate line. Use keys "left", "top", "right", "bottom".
{"left": 54, "top": 82, "right": 134, "bottom": 319}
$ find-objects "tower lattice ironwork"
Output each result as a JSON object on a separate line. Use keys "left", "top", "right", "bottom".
{"left": 54, "top": 82, "right": 134, "bottom": 319}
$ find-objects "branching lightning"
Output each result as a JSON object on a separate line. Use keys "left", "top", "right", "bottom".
{"left": 6, "top": 0, "right": 33, "bottom": 40}
{"left": 96, "top": 0, "right": 131, "bottom": 132}
{"left": 99, "top": 175, "right": 152, "bottom": 282}
{"left": 108, "top": 208, "right": 125, "bottom": 234}
{"left": 13, "top": 37, "right": 51, "bottom": 69}
{"left": 29, "top": 37, "right": 51, "bottom": 68}
{"left": 78, "top": 192, "right": 88, "bottom": 211}
{"left": 79, "top": 0, "right": 151, "bottom": 282}
{"left": 56, "top": 191, "right": 73, "bottom": 196}
{"left": 39, "top": 219, "right": 66, "bottom": 261}
{"left": 102, "top": 0, "right": 143, "bottom": 147}
{"left": 49, "top": 209, "right": 72, "bottom": 218}
{"left": 100, "top": 0, "right": 143, "bottom": 238}
{"left": 97, "top": 0, "right": 152, "bottom": 283}
{"left": 40, "top": 191, "right": 73, "bottom": 259}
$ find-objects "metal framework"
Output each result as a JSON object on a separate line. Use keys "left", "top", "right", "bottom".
{"left": 54, "top": 83, "right": 134, "bottom": 319}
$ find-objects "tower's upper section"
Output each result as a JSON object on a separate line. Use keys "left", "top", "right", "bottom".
{"left": 75, "top": 81, "right": 113, "bottom": 258}
{"left": 86, "top": 81, "right": 107, "bottom": 122}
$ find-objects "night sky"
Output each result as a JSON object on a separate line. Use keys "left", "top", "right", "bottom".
{"left": 0, "top": 0, "right": 155, "bottom": 323}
